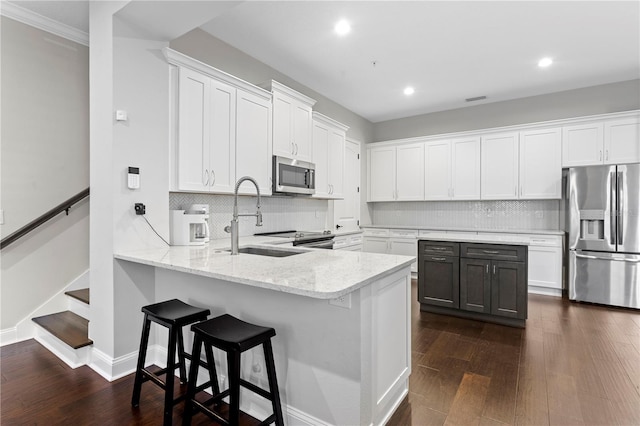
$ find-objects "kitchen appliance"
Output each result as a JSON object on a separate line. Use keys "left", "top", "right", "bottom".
{"left": 186, "top": 204, "right": 210, "bottom": 243}
{"left": 568, "top": 164, "right": 640, "bottom": 309}
{"left": 170, "top": 210, "right": 207, "bottom": 246}
{"left": 255, "top": 230, "right": 334, "bottom": 249}
{"left": 272, "top": 156, "right": 315, "bottom": 195}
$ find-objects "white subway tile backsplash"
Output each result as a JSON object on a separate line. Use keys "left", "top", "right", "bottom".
{"left": 169, "top": 193, "right": 329, "bottom": 239}
{"left": 371, "top": 200, "right": 559, "bottom": 231}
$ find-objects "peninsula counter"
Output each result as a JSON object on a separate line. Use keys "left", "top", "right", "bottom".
{"left": 115, "top": 240, "right": 414, "bottom": 425}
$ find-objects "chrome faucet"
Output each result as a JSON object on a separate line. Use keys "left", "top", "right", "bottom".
{"left": 224, "top": 176, "right": 263, "bottom": 255}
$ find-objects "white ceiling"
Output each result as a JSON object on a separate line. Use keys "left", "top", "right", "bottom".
{"left": 8, "top": 1, "right": 640, "bottom": 123}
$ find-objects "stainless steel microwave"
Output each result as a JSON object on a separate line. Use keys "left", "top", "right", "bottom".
{"left": 272, "top": 156, "right": 315, "bottom": 195}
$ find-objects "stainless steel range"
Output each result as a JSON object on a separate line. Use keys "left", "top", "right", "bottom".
{"left": 255, "top": 230, "right": 335, "bottom": 249}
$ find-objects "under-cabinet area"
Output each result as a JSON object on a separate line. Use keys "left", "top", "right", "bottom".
{"left": 418, "top": 239, "right": 528, "bottom": 327}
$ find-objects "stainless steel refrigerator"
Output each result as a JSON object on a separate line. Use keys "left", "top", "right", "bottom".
{"left": 568, "top": 164, "right": 640, "bottom": 309}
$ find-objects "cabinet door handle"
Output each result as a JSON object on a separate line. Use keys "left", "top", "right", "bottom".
{"left": 486, "top": 264, "right": 489, "bottom": 273}
{"left": 203, "top": 169, "right": 209, "bottom": 186}
{"left": 295, "top": 143, "right": 299, "bottom": 155}
{"left": 431, "top": 257, "right": 447, "bottom": 261}
{"left": 210, "top": 170, "right": 216, "bottom": 186}
{"left": 514, "top": 186, "right": 517, "bottom": 196}
{"left": 483, "top": 250, "right": 500, "bottom": 254}
{"left": 493, "top": 265, "right": 496, "bottom": 274}
{"left": 432, "top": 247, "right": 447, "bottom": 251}
{"left": 605, "top": 150, "right": 609, "bottom": 161}
{"left": 600, "top": 150, "right": 603, "bottom": 161}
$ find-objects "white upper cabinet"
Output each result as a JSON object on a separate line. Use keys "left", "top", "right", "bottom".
{"left": 519, "top": 128, "right": 561, "bottom": 199}
{"left": 177, "top": 67, "right": 235, "bottom": 193}
{"left": 236, "top": 89, "right": 272, "bottom": 196}
{"left": 368, "top": 143, "right": 424, "bottom": 201}
{"left": 424, "top": 137, "right": 480, "bottom": 200}
{"left": 312, "top": 112, "right": 348, "bottom": 199}
{"left": 562, "top": 122, "right": 604, "bottom": 167}
{"left": 451, "top": 136, "right": 481, "bottom": 200}
{"left": 396, "top": 143, "right": 425, "bottom": 200}
{"left": 270, "top": 81, "right": 316, "bottom": 162}
{"left": 604, "top": 117, "right": 640, "bottom": 164}
{"left": 424, "top": 140, "right": 451, "bottom": 200}
{"left": 481, "top": 132, "right": 519, "bottom": 200}
{"left": 368, "top": 146, "right": 396, "bottom": 201}
{"left": 167, "top": 49, "right": 272, "bottom": 195}
{"left": 562, "top": 116, "right": 639, "bottom": 166}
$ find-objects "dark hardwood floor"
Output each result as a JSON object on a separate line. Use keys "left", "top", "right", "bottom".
{"left": 387, "top": 280, "right": 640, "bottom": 426}
{"left": 2, "top": 280, "right": 639, "bottom": 425}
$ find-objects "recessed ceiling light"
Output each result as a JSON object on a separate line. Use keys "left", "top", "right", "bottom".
{"left": 404, "top": 87, "right": 415, "bottom": 96}
{"left": 335, "top": 20, "right": 351, "bottom": 36}
{"left": 538, "top": 57, "right": 553, "bottom": 68}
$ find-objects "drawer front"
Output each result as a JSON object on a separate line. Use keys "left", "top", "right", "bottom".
{"left": 333, "top": 236, "right": 348, "bottom": 249}
{"left": 363, "top": 228, "right": 390, "bottom": 237}
{"left": 461, "top": 243, "right": 526, "bottom": 261}
{"left": 390, "top": 229, "right": 419, "bottom": 238}
{"left": 349, "top": 234, "right": 363, "bottom": 245}
{"left": 527, "top": 234, "right": 563, "bottom": 247}
{"left": 419, "top": 240, "right": 460, "bottom": 257}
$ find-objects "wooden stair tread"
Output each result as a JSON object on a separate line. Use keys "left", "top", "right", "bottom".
{"left": 32, "top": 311, "right": 92, "bottom": 349}
{"left": 65, "top": 288, "right": 90, "bottom": 304}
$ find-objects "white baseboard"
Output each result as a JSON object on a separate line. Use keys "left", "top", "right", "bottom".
{"left": 0, "top": 327, "right": 19, "bottom": 346}
{"left": 528, "top": 286, "right": 562, "bottom": 297}
{"left": 33, "top": 324, "right": 91, "bottom": 369}
{"left": 89, "top": 344, "right": 162, "bottom": 382}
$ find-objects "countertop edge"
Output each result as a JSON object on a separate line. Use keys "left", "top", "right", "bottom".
{"left": 361, "top": 225, "right": 564, "bottom": 236}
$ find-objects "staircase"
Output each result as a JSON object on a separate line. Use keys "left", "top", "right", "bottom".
{"left": 31, "top": 288, "right": 92, "bottom": 368}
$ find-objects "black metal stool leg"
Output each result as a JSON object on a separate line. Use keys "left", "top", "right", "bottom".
{"left": 132, "top": 315, "right": 151, "bottom": 407}
{"left": 203, "top": 343, "right": 220, "bottom": 396}
{"left": 164, "top": 325, "right": 178, "bottom": 426}
{"left": 264, "top": 340, "right": 284, "bottom": 426}
{"left": 227, "top": 349, "right": 242, "bottom": 426}
{"left": 183, "top": 335, "right": 202, "bottom": 426}
{"left": 177, "top": 326, "right": 188, "bottom": 384}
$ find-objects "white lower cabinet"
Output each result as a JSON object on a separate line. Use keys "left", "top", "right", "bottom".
{"left": 333, "top": 233, "right": 363, "bottom": 251}
{"left": 526, "top": 235, "right": 563, "bottom": 296}
{"left": 363, "top": 228, "right": 418, "bottom": 273}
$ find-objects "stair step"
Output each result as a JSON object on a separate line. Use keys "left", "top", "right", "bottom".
{"left": 32, "top": 311, "right": 92, "bottom": 349}
{"left": 65, "top": 288, "right": 90, "bottom": 304}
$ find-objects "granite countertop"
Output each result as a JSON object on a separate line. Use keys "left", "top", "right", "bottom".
{"left": 114, "top": 235, "right": 413, "bottom": 300}
{"left": 361, "top": 224, "right": 564, "bottom": 236}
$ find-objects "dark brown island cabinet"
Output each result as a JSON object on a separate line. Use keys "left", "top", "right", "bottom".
{"left": 418, "top": 240, "right": 528, "bottom": 328}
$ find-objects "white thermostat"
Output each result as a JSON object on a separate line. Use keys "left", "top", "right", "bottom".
{"left": 128, "top": 167, "right": 140, "bottom": 189}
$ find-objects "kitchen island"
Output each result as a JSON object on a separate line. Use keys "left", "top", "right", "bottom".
{"left": 115, "top": 238, "right": 413, "bottom": 426}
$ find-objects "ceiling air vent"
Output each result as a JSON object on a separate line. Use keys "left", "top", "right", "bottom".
{"left": 465, "top": 96, "right": 487, "bottom": 102}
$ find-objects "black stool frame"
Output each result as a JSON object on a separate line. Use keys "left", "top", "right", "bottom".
{"left": 131, "top": 301, "right": 210, "bottom": 426}
{"left": 183, "top": 317, "right": 284, "bottom": 426}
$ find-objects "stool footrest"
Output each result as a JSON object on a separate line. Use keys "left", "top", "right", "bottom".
{"left": 141, "top": 368, "right": 167, "bottom": 390}
{"left": 192, "top": 399, "right": 229, "bottom": 425}
{"left": 239, "top": 378, "right": 272, "bottom": 400}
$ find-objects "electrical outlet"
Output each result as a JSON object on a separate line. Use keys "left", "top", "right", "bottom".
{"left": 329, "top": 293, "right": 352, "bottom": 309}
{"left": 134, "top": 203, "right": 146, "bottom": 215}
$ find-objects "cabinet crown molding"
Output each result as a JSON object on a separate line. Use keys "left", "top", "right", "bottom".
{"left": 267, "top": 80, "right": 317, "bottom": 107}
{"left": 313, "top": 111, "right": 349, "bottom": 132}
{"left": 369, "top": 109, "right": 640, "bottom": 148}
{"left": 163, "top": 47, "right": 272, "bottom": 101}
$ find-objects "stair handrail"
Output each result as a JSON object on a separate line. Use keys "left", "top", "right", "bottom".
{"left": 1, "top": 187, "right": 90, "bottom": 250}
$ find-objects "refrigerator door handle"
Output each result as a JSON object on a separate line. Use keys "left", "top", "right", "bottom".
{"left": 610, "top": 171, "right": 616, "bottom": 246}
{"left": 575, "top": 252, "right": 640, "bottom": 263}
{"left": 617, "top": 171, "right": 623, "bottom": 245}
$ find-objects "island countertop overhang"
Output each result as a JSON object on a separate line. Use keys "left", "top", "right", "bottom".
{"left": 114, "top": 238, "right": 414, "bottom": 299}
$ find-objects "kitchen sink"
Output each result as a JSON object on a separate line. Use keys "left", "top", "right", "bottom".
{"left": 231, "top": 246, "right": 304, "bottom": 257}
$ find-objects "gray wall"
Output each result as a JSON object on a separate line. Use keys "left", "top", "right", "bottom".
{"left": 373, "top": 79, "right": 640, "bottom": 142}
{"left": 170, "top": 29, "right": 374, "bottom": 144}
{"left": 1, "top": 17, "right": 90, "bottom": 329}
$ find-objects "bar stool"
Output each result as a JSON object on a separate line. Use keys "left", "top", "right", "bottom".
{"left": 131, "top": 299, "right": 211, "bottom": 426}
{"left": 182, "top": 314, "right": 284, "bottom": 426}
